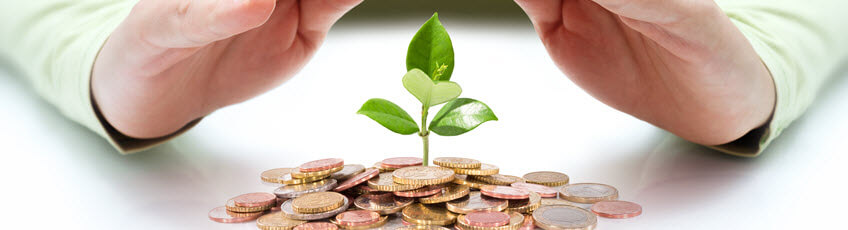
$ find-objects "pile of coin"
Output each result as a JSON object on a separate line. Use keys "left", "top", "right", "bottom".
{"left": 209, "top": 157, "right": 642, "bottom": 229}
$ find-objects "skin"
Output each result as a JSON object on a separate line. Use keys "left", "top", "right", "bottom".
{"left": 514, "top": 0, "right": 775, "bottom": 145}
{"left": 93, "top": 0, "right": 775, "bottom": 146}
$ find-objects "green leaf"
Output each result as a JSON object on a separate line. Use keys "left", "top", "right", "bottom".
{"left": 357, "top": 98, "right": 420, "bottom": 135}
{"left": 407, "top": 12, "right": 455, "bottom": 81}
{"left": 402, "top": 69, "right": 462, "bottom": 108}
{"left": 429, "top": 98, "right": 498, "bottom": 136}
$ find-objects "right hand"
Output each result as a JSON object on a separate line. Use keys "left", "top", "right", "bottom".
{"left": 514, "top": 0, "right": 776, "bottom": 146}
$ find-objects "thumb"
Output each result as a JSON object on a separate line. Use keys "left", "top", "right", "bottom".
{"left": 589, "top": 0, "right": 713, "bottom": 25}
{"left": 141, "top": 0, "right": 277, "bottom": 48}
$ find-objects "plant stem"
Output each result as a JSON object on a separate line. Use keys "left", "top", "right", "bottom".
{"left": 420, "top": 105, "right": 429, "bottom": 166}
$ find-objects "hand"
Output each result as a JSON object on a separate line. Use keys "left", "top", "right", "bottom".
{"left": 92, "top": 0, "right": 362, "bottom": 138}
{"left": 514, "top": 0, "right": 775, "bottom": 145}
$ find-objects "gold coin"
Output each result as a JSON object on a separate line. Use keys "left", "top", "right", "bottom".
{"left": 532, "top": 205, "right": 597, "bottom": 230}
{"left": 291, "top": 165, "right": 344, "bottom": 179}
{"left": 396, "top": 226, "right": 452, "bottom": 230}
{"left": 419, "top": 184, "right": 470, "bottom": 204}
{"left": 226, "top": 199, "right": 274, "bottom": 213}
{"left": 401, "top": 203, "right": 457, "bottom": 226}
{"left": 470, "top": 174, "right": 525, "bottom": 186}
{"left": 256, "top": 212, "right": 306, "bottom": 230}
{"left": 541, "top": 198, "right": 578, "bottom": 207}
{"left": 559, "top": 183, "right": 618, "bottom": 204}
{"left": 392, "top": 166, "right": 455, "bottom": 185}
{"left": 262, "top": 168, "right": 294, "bottom": 183}
{"left": 280, "top": 173, "right": 328, "bottom": 185}
{"left": 452, "top": 163, "right": 499, "bottom": 176}
{"left": 432, "top": 157, "right": 482, "bottom": 169}
{"left": 331, "top": 215, "right": 388, "bottom": 229}
{"left": 446, "top": 191, "right": 508, "bottom": 214}
{"left": 367, "top": 172, "right": 425, "bottom": 191}
{"left": 523, "top": 171, "right": 569, "bottom": 187}
{"left": 290, "top": 192, "right": 346, "bottom": 214}
{"left": 505, "top": 192, "right": 542, "bottom": 214}
{"left": 373, "top": 162, "right": 394, "bottom": 172}
{"left": 456, "top": 211, "right": 524, "bottom": 230}
{"left": 453, "top": 175, "right": 491, "bottom": 189}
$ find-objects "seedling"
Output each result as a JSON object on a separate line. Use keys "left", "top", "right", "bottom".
{"left": 357, "top": 13, "right": 498, "bottom": 166}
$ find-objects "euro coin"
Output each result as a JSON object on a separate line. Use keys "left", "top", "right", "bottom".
{"left": 481, "top": 185, "right": 531, "bottom": 199}
{"left": 532, "top": 205, "right": 597, "bottom": 230}
{"left": 299, "top": 158, "right": 344, "bottom": 172}
{"left": 393, "top": 185, "right": 444, "bottom": 198}
{"left": 419, "top": 184, "right": 470, "bottom": 204}
{"left": 208, "top": 206, "right": 263, "bottom": 223}
{"left": 402, "top": 203, "right": 458, "bottom": 225}
{"left": 335, "top": 210, "right": 382, "bottom": 226}
{"left": 471, "top": 174, "right": 525, "bottom": 186}
{"left": 332, "top": 215, "right": 388, "bottom": 229}
{"left": 381, "top": 157, "right": 424, "bottom": 169}
{"left": 293, "top": 222, "right": 338, "bottom": 230}
{"left": 559, "top": 183, "right": 618, "bottom": 204}
{"left": 432, "top": 157, "right": 481, "bottom": 169}
{"left": 280, "top": 173, "right": 327, "bottom": 185}
{"left": 233, "top": 192, "right": 277, "bottom": 208}
{"left": 291, "top": 192, "right": 346, "bottom": 214}
{"left": 590, "top": 200, "right": 642, "bottom": 219}
{"left": 464, "top": 211, "right": 511, "bottom": 227}
{"left": 453, "top": 174, "right": 491, "bottom": 189}
{"left": 226, "top": 198, "right": 274, "bottom": 213}
{"left": 334, "top": 168, "right": 380, "bottom": 192}
{"left": 274, "top": 179, "right": 338, "bottom": 198}
{"left": 280, "top": 196, "right": 350, "bottom": 221}
{"left": 353, "top": 192, "right": 414, "bottom": 215}
{"left": 505, "top": 192, "right": 541, "bottom": 214}
{"left": 332, "top": 164, "right": 366, "bottom": 181}
{"left": 452, "top": 163, "right": 499, "bottom": 176}
{"left": 291, "top": 165, "right": 344, "bottom": 179}
{"left": 393, "top": 166, "right": 455, "bottom": 185}
{"left": 456, "top": 211, "right": 524, "bottom": 230}
{"left": 510, "top": 182, "right": 558, "bottom": 198}
{"left": 367, "top": 172, "right": 425, "bottom": 191}
{"left": 446, "top": 191, "right": 508, "bottom": 214}
{"left": 522, "top": 171, "right": 569, "bottom": 187}
{"left": 256, "top": 211, "right": 306, "bottom": 230}
{"left": 262, "top": 168, "right": 294, "bottom": 184}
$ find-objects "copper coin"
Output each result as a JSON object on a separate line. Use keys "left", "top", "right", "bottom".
{"left": 393, "top": 185, "right": 444, "bottom": 198}
{"left": 332, "top": 164, "right": 367, "bottom": 181}
{"left": 519, "top": 214, "right": 535, "bottom": 230}
{"left": 481, "top": 185, "right": 530, "bottom": 199}
{"left": 208, "top": 206, "right": 263, "bottom": 223}
{"left": 300, "top": 158, "right": 345, "bottom": 172}
{"left": 354, "top": 192, "right": 414, "bottom": 214}
{"left": 591, "top": 200, "right": 642, "bottom": 219}
{"left": 334, "top": 168, "right": 380, "bottom": 192}
{"left": 233, "top": 192, "right": 277, "bottom": 207}
{"left": 294, "top": 222, "right": 338, "bottom": 230}
{"left": 381, "top": 157, "right": 423, "bottom": 169}
{"left": 511, "top": 182, "right": 558, "bottom": 198}
{"left": 270, "top": 198, "right": 287, "bottom": 211}
{"left": 335, "top": 210, "right": 382, "bottom": 226}
{"left": 464, "top": 211, "right": 510, "bottom": 227}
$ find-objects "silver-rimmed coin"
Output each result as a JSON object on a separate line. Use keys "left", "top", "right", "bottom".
{"left": 274, "top": 179, "right": 338, "bottom": 198}
{"left": 532, "top": 205, "right": 597, "bottom": 230}
{"left": 446, "top": 191, "right": 508, "bottom": 214}
{"left": 332, "top": 164, "right": 366, "bottom": 181}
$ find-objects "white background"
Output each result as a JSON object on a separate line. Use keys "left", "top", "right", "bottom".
{"left": 1, "top": 1, "right": 847, "bottom": 229}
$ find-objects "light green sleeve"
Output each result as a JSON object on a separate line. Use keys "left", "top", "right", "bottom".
{"left": 0, "top": 0, "right": 198, "bottom": 154}
{"left": 712, "top": 0, "right": 848, "bottom": 156}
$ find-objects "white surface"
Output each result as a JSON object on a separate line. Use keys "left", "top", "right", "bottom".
{"left": 1, "top": 16, "right": 847, "bottom": 230}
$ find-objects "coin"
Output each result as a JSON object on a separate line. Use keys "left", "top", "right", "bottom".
{"left": 510, "top": 182, "right": 558, "bottom": 198}
{"left": 432, "top": 157, "right": 481, "bottom": 169}
{"left": 505, "top": 192, "right": 541, "bottom": 214}
{"left": 335, "top": 210, "right": 382, "bottom": 226}
{"left": 394, "top": 185, "right": 444, "bottom": 197}
{"left": 334, "top": 168, "right": 380, "bottom": 192}
{"left": 291, "top": 165, "right": 344, "bottom": 179}
{"left": 402, "top": 203, "right": 458, "bottom": 225}
{"left": 291, "top": 192, "right": 346, "bottom": 214}
{"left": 262, "top": 168, "right": 294, "bottom": 184}
{"left": 208, "top": 206, "right": 263, "bottom": 223}
{"left": 541, "top": 198, "right": 576, "bottom": 207}
{"left": 373, "top": 162, "right": 394, "bottom": 172}
{"left": 300, "top": 158, "right": 344, "bottom": 172}
{"left": 453, "top": 174, "right": 491, "bottom": 189}
{"left": 446, "top": 191, "right": 508, "bottom": 214}
{"left": 519, "top": 215, "right": 535, "bottom": 230}
{"left": 559, "top": 183, "right": 618, "bottom": 204}
{"left": 452, "top": 163, "right": 499, "bottom": 176}
{"left": 332, "top": 216, "right": 388, "bottom": 229}
{"left": 481, "top": 185, "right": 531, "bottom": 200}
{"left": 471, "top": 174, "right": 525, "bottom": 186}
{"left": 532, "top": 205, "right": 597, "bottom": 230}
{"left": 293, "top": 222, "right": 338, "bottom": 230}
{"left": 393, "top": 166, "right": 455, "bottom": 185}
{"left": 353, "top": 192, "right": 414, "bottom": 214}
{"left": 280, "top": 196, "right": 351, "bottom": 221}
{"left": 456, "top": 211, "right": 524, "bottom": 230}
{"left": 419, "top": 184, "right": 470, "bottom": 204}
{"left": 464, "top": 211, "right": 511, "bottom": 227}
{"left": 226, "top": 199, "right": 274, "bottom": 213}
{"left": 590, "top": 200, "right": 642, "bottom": 219}
{"left": 395, "top": 226, "right": 452, "bottom": 230}
{"left": 257, "top": 211, "right": 307, "bottom": 230}
{"left": 523, "top": 171, "right": 569, "bottom": 187}
{"left": 280, "top": 173, "right": 328, "bottom": 185}
{"left": 381, "top": 157, "right": 424, "bottom": 169}
{"left": 332, "top": 164, "right": 367, "bottom": 181}
{"left": 274, "top": 179, "right": 338, "bottom": 198}
{"left": 368, "top": 172, "right": 426, "bottom": 191}
{"left": 233, "top": 192, "right": 277, "bottom": 208}
{"left": 271, "top": 198, "right": 288, "bottom": 211}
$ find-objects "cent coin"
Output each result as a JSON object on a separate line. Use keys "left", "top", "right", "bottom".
{"left": 334, "top": 168, "right": 380, "bottom": 192}
{"left": 368, "top": 172, "right": 426, "bottom": 191}
{"left": 381, "top": 157, "right": 424, "bottom": 169}
{"left": 471, "top": 174, "right": 525, "bottom": 186}
{"left": 523, "top": 171, "right": 570, "bottom": 187}
{"left": 261, "top": 168, "right": 294, "bottom": 184}
{"left": 465, "top": 211, "right": 511, "bottom": 227}
{"left": 233, "top": 192, "right": 277, "bottom": 208}
{"left": 256, "top": 211, "right": 307, "bottom": 230}
{"left": 506, "top": 192, "right": 542, "bottom": 214}
{"left": 208, "top": 206, "right": 263, "bottom": 223}
{"left": 294, "top": 222, "right": 338, "bottom": 230}
{"left": 300, "top": 158, "right": 344, "bottom": 172}
{"left": 332, "top": 164, "right": 367, "bottom": 181}
{"left": 452, "top": 163, "right": 499, "bottom": 176}
{"left": 353, "top": 192, "right": 414, "bottom": 214}
{"left": 533, "top": 205, "right": 597, "bottom": 230}
{"left": 394, "top": 185, "right": 444, "bottom": 198}
{"left": 274, "top": 179, "right": 338, "bottom": 198}
{"left": 291, "top": 192, "right": 346, "bottom": 214}
{"left": 510, "top": 182, "right": 558, "bottom": 198}
{"left": 419, "top": 184, "right": 471, "bottom": 204}
{"left": 335, "top": 210, "right": 382, "bottom": 226}
{"left": 432, "top": 157, "right": 481, "bottom": 169}
{"left": 392, "top": 166, "right": 455, "bottom": 185}
{"left": 481, "top": 185, "right": 531, "bottom": 200}
{"left": 402, "top": 203, "right": 458, "bottom": 226}
{"left": 280, "top": 196, "right": 350, "bottom": 221}
{"left": 559, "top": 183, "right": 618, "bottom": 204}
{"left": 590, "top": 200, "right": 642, "bottom": 219}
{"left": 446, "top": 191, "right": 508, "bottom": 214}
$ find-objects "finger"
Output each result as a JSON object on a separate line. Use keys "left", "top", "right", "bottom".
{"left": 142, "top": 0, "right": 277, "bottom": 48}
{"left": 589, "top": 0, "right": 710, "bottom": 25}
{"left": 299, "top": 0, "right": 364, "bottom": 35}
{"left": 514, "top": 0, "right": 563, "bottom": 34}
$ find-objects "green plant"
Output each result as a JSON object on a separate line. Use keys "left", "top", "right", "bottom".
{"left": 357, "top": 13, "right": 498, "bottom": 166}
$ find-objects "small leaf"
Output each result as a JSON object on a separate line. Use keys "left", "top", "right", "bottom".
{"left": 407, "top": 12, "right": 455, "bottom": 81}
{"left": 402, "top": 69, "right": 462, "bottom": 108}
{"left": 429, "top": 98, "right": 498, "bottom": 136}
{"left": 357, "top": 98, "right": 420, "bottom": 135}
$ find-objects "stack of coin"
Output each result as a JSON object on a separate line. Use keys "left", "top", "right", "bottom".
{"left": 209, "top": 156, "right": 642, "bottom": 230}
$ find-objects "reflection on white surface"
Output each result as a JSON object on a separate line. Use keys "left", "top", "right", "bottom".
{"left": 1, "top": 11, "right": 847, "bottom": 230}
